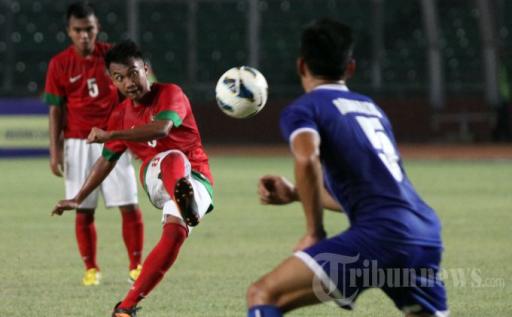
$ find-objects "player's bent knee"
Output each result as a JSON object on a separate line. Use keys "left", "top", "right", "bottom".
{"left": 162, "top": 151, "right": 186, "bottom": 166}
{"left": 247, "top": 282, "right": 265, "bottom": 306}
{"left": 247, "top": 280, "right": 277, "bottom": 307}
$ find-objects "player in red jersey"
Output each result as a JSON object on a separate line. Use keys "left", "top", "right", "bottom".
{"left": 42, "top": 2, "right": 144, "bottom": 286}
{"left": 51, "top": 40, "right": 214, "bottom": 317}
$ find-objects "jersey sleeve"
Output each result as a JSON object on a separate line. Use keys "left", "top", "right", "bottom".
{"left": 279, "top": 97, "right": 319, "bottom": 144}
{"left": 101, "top": 106, "right": 127, "bottom": 162}
{"left": 153, "top": 85, "right": 189, "bottom": 127}
{"left": 42, "top": 58, "right": 65, "bottom": 107}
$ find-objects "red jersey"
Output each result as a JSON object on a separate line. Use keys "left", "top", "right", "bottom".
{"left": 43, "top": 42, "right": 118, "bottom": 139}
{"left": 102, "top": 83, "right": 213, "bottom": 185}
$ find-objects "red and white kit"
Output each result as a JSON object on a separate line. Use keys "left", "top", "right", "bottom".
{"left": 102, "top": 83, "right": 214, "bottom": 226}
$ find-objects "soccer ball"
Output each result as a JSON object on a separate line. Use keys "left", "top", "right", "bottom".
{"left": 215, "top": 66, "right": 268, "bottom": 119}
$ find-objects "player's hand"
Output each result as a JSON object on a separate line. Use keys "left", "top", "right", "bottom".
{"left": 87, "top": 127, "right": 111, "bottom": 144}
{"left": 258, "top": 175, "right": 298, "bottom": 205}
{"left": 51, "top": 199, "right": 79, "bottom": 216}
{"left": 49, "top": 146, "right": 64, "bottom": 177}
{"left": 293, "top": 230, "right": 326, "bottom": 252}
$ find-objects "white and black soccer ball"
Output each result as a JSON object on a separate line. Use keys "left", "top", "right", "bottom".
{"left": 215, "top": 66, "right": 268, "bottom": 119}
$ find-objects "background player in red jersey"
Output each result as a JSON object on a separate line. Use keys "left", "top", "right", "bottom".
{"left": 42, "top": 2, "right": 144, "bottom": 286}
{"left": 51, "top": 40, "right": 214, "bottom": 317}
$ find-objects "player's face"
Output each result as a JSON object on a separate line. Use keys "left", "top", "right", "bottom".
{"left": 67, "top": 15, "right": 99, "bottom": 56}
{"left": 109, "top": 58, "right": 151, "bottom": 101}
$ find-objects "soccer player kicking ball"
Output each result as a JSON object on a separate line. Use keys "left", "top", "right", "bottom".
{"left": 51, "top": 40, "right": 214, "bottom": 317}
{"left": 246, "top": 19, "right": 449, "bottom": 317}
{"left": 43, "top": 2, "right": 144, "bottom": 286}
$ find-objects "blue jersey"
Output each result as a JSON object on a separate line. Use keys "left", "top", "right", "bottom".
{"left": 280, "top": 84, "right": 442, "bottom": 247}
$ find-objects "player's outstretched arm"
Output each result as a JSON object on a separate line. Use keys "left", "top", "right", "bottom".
{"left": 52, "top": 157, "right": 117, "bottom": 216}
{"left": 48, "top": 106, "right": 64, "bottom": 177}
{"left": 291, "top": 131, "right": 326, "bottom": 251}
{"left": 87, "top": 120, "right": 173, "bottom": 144}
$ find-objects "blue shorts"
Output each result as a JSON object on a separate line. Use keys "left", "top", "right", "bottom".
{"left": 295, "top": 228, "right": 448, "bottom": 316}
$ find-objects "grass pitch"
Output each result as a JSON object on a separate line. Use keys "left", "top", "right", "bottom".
{"left": 0, "top": 155, "right": 511, "bottom": 316}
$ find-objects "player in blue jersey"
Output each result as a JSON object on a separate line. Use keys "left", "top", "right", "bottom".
{"left": 246, "top": 19, "right": 448, "bottom": 317}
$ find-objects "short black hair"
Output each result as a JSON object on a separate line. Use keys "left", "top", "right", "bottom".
{"left": 105, "top": 40, "right": 145, "bottom": 68}
{"left": 67, "top": 2, "right": 96, "bottom": 22}
{"left": 300, "top": 18, "right": 354, "bottom": 80}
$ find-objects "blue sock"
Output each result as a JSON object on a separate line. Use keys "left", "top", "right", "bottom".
{"left": 248, "top": 305, "right": 283, "bottom": 317}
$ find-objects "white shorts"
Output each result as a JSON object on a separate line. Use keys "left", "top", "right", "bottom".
{"left": 141, "top": 150, "right": 213, "bottom": 229}
{"left": 64, "top": 138, "right": 139, "bottom": 209}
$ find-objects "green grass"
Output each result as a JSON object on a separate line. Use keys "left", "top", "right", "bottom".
{"left": 0, "top": 156, "right": 511, "bottom": 316}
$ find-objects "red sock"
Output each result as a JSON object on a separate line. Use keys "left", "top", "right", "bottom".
{"left": 121, "top": 208, "right": 144, "bottom": 270}
{"left": 160, "top": 152, "right": 187, "bottom": 199}
{"left": 75, "top": 212, "right": 98, "bottom": 270}
{"left": 119, "top": 223, "right": 188, "bottom": 309}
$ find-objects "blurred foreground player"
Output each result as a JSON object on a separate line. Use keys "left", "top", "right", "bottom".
{"left": 246, "top": 19, "right": 448, "bottom": 317}
{"left": 52, "top": 40, "right": 214, "bottom": 317}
